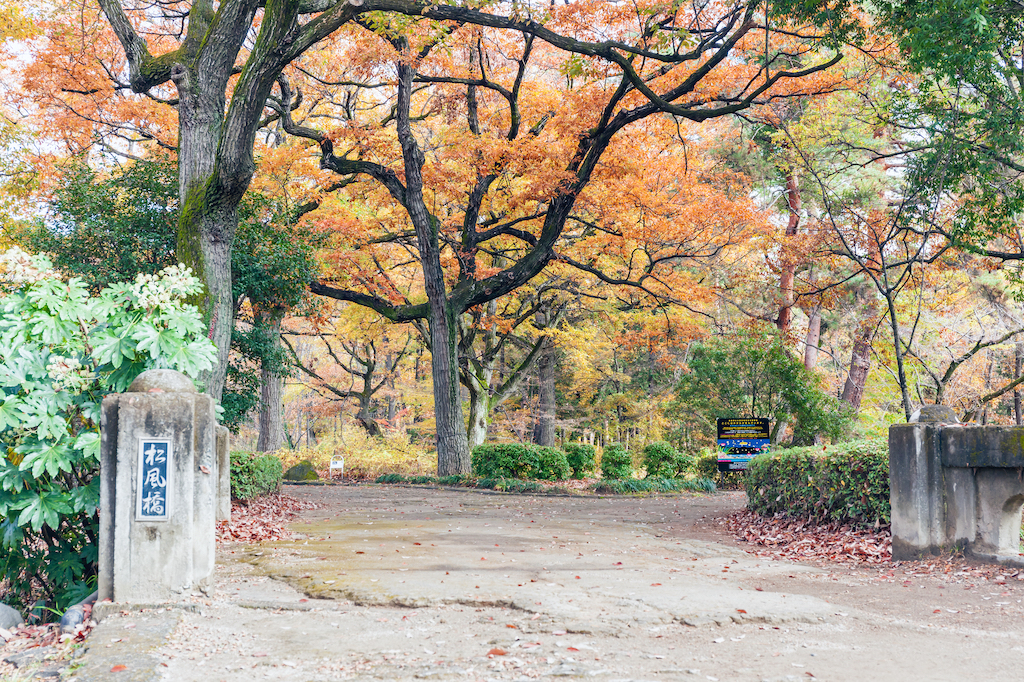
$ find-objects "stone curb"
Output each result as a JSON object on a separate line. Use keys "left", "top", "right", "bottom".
{"left": 92, "top": 602, "right": 201, "bottom": 623}
{"left": 67, "top": 609, "right": 181, "bottom": 682}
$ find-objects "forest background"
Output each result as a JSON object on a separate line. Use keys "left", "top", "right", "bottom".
{"left": 2, "top": 0, "right": 1023, "bottom": 479}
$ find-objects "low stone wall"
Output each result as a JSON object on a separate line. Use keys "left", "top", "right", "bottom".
{"left": 889, "top": 419, "right": 1024, "bottom": 565}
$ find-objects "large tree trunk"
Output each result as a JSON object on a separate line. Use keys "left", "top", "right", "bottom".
{"left": 1015, "top": 341, "right": 1022, "bottom": 425}
{"left": 427, "top": 301, "right": 471, "bottom": 474}
{"left": 395, "top": 61, "right": 470, "bottom": 474}
{"left": 171, "top": 64, "right": 238, "bottom": 402}
{"left": 532, "top": 333, "right": 556, "bottom": 447}
{"left": 356, "top": 393, "right": 382, "bottom": 437}
{"left": 256, "top": 310, "right": 285, "bottom": 452}
{"left": 842, "top": 320, "right": 875, "bottom": 413}
{"left": 776, "top": 169, "right": 801, "bottom": 334}
{"left": 466, "top": 369, "right": 491, "bottom": 448}
{"left": 804, "top": 306, "right": 821, "bottom": 371}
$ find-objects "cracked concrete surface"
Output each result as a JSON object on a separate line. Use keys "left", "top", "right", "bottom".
{"left": 70, "top": 485, "right": 1024, "bottom": 681}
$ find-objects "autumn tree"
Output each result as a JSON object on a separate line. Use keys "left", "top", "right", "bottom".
{"left": 284, "top": 308, "right": 415, "bottom": 437}
{"left": 271, "top": 1, "right": 853, "bottom": 473}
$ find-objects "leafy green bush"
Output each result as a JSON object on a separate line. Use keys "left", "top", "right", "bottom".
{"left": 745, "top": 438, "right": 889, "bottom": 526}
{"left": 472, "top": 444, "right": 539, "bottom": 479}
{"left": 642, "top": 441, "right": 692, "bottom": 478}
{"left": 471, "top": 444, "right": 570, "bottom": 481}
{"left": 600, "top": 443, "right": 633, "bottom": 479}
{"left": 0, "top": 251, "right": 217, "bottom": 615}
{"left": 534, "top": 446, "right": 570, "bottom": 481}
{"left": 563, "top": 443, "right": 596, "bottom": 479}
{"left": 229, "top": 452, "right": 283, "bottom": 500}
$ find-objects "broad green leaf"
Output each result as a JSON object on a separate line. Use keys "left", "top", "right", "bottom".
{"left": 73, "top": 431, "right": 101, "bottom": 462}
{"left": 17, "top": 490, "right": 72, "bottom": 532}
{"left": 0, "top": 395, "right": 23, "bottom": 429}
{"left": 19, "top": 440, "right": 72, "bottom": 478}
{"left": 0, "top": 519, "right": 23, "bottom": 548}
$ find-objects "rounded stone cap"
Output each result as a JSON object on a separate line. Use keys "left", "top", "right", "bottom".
{"left": 127, "top": 369, "right": 197, "bottom": 394}
{"left": 909, "top": 404, "right": 959, "bottom": 424}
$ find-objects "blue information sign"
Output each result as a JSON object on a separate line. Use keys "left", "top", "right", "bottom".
{"left": 716, "top": 418, "right": 770, "bottom": 472}
{"left": 136, "top": 439, "right": 171, "bottom": 521}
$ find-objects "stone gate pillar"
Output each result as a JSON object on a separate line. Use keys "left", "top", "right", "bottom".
{"left": 97, "top": 369, "right": 218, "bottom": 602}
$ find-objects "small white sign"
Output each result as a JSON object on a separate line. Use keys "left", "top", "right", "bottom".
{"left": 136, "top": 438, "right": 172, "bottom": 521}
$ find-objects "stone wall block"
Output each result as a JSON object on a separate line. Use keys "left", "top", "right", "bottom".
{"left": 216, "top": 426, "right": 231, "bottom": 522}
{"left": 890, "top": 421, "right": 1024, "bottom": 566}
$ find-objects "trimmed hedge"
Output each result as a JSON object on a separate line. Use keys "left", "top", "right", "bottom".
{"left": 600, "top": 443, "right": 633, "bottom": 479}
{"left": 230, "top": 451, "right": 284, "bottom": 501}
{"left": 642, "top": 441, "right": 693, "bottom": 478}
{"left": 563, "top": 443, "right": 596, "bottom": 479}
{"left": 471, "top": 443, "right": 570, "bottom": 481}
{"left": 744, "top": 438, "right": 889, "bottom": 527}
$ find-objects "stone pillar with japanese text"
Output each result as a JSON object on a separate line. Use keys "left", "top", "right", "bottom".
{"left": 98, "top": 369, "right": 219, "bottom": 602}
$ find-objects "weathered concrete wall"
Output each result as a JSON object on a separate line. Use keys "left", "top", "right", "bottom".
{"left": 216, "top": 426, "right": 230, "bottom": 522}
{"left": 98, "top": 370, "right": 218, "bottom": 603}
{"left": 889, "top": 420, "right": 1024, "bottom": 565}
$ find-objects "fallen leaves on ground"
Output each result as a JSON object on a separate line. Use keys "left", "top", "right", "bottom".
{"left": 0, "top": 613, "right": 95, "bottom": 679}
{"left": 216, "top": 494, "right": 318, "bottom": 544}
{"left": 726, "top": 509, "right": 892, "bottom": 564}
{"left": 724, "top": 509, "right": 1024, "bottom": 585}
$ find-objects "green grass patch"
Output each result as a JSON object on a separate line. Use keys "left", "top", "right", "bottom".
{"left": 590, "top": 477, "right": 717, "bottom": 495}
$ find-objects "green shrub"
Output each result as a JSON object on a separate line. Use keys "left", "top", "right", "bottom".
{"left": 0, "top": 252, "right": 217, "bottom": 616}
{"left": 642, "top": 441, "right": 693, "bottom": 478}
{"left": 534, "top": 446, "right": 570, "bottom": 481}
{"left": 744, "top": 438, "right": 889, "bottom": 527}
{"left": 230, "top": 452, "right": 283, "bottom": 500}
{"left": 600, "top": 443, "right": 633, "bottom": 479}
{"left": 563, "top": 443, "right": 596, "bottom": 478}
{"left": 471, "top": 444, "right": 539, "bottom": 479}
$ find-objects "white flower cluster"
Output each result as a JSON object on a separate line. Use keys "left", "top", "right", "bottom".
{"left": 46, "top": 356, "right": 93, "bottom": 392}
{"left": 131, "top": 264, "right": 203, "bottom": 309}
{"left": 0, "top": 247, "right": 56, "bottom": 285}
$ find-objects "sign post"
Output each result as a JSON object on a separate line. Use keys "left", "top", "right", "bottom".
{"left": 99, "top": 369, "right": 219, "bottom": 603}
{"left": 716, "top": 418, "right": 770, "bottom": 472}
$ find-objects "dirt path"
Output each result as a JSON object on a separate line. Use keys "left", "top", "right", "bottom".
{"left": 67, "top": 485, "right": 1024, "bottom": 682}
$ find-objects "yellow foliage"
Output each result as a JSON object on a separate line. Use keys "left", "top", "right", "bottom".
{"left": 277, "top": 427, "right": 436, "bottom": 480}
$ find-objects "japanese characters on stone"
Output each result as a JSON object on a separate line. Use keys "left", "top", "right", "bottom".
{"left": 137, "top": 439, "right": 171, "bottom": 520}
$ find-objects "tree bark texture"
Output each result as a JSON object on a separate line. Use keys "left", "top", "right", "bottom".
{"left": 532, "top": 333, "right": 556, "bottom": 447}
{"left": 803, "top": 306, "right": 821, "bottom": 371}
{"left": 842, "top": 319, "right": 875, "bottom": 413}
{"left": 466, "top": 369, "right": 491, "bottom": 448}
{"left": 1015, "top": 341, "right": 1022, "bottom": 425}
{"left": 395, "top": 61, "right": 471, "bottom": 474}
{"left": 256, "top": 310, "right": 285, "bottom": 452}
{"left": 776, "top": 169, "right": 801, "bottom": 334}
